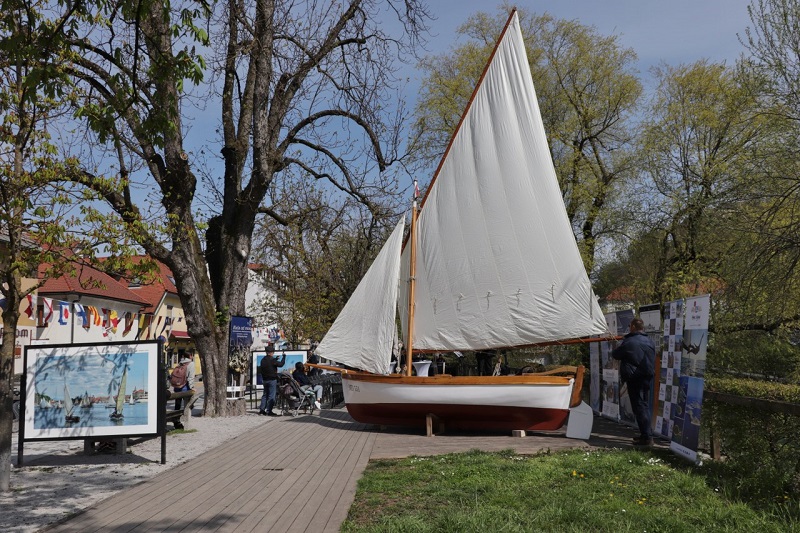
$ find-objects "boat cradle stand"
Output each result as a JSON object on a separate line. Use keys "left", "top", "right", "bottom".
{"left": 426, "top": 413, "right": 445, "bottom": 437}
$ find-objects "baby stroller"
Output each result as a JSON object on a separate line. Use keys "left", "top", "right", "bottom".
{"left": 277, "top": 373, "right": 317, "bottom": 417}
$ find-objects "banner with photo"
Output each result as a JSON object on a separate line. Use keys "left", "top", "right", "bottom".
{"left": 670, "top": 295, "right": 710, "bottom": 462}
{"left": 228, "top": 316, "right": 254, "bottom": 396}
{"left": 23, "top": 341, "right": 161, "bottom": 440}
{"left": 596, "top": 309, "right": 634, "bottom": 421}
{"left": 655, "top": 299, "right": 683, "bottom": 441}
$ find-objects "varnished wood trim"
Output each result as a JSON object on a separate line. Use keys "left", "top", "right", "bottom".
{"left": 341, "top": 373, "right": 572, "bottom": 386}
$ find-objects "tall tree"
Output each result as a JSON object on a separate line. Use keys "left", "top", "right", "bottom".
{"left": 0, "top": 0, "right": 105, "bottom": 490}
{"left": 411, "top": 7, "right": 641, "bottom": 270}
{"left": 27, "top": 0, "right": 429, "bottom": 416}
{"left": 636, "top": 61, "right": 765, "bottom": 303}
{"left": 251, "top": 174, "right": 398, "bottom": 347}
{"left": 736, "top": 0, "right": 800, "bottom": 327}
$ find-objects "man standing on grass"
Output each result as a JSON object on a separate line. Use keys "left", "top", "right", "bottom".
{"left": 612, "top": 317, "right": 656, "bottom": 446}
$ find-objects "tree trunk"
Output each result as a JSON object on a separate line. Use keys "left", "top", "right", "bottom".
{"left": 165, "top": 222, "right": 255, "bottom": 417}
{"left": 0, "top": 295, "right": 21, "bottom": 492}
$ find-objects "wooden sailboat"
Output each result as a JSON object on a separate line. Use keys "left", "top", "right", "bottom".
{"left": 64, "top": 382, "right": 80, "bottom": 424}
{"left": 316, "top": 10, "right": 610, "bottom": 433}
{"left": 110, "top": 367, "right": 127, "bottom": 421}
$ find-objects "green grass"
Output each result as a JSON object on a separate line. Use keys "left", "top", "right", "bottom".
{"left": 342, "top": 448, "right": 796, "bottom": 532}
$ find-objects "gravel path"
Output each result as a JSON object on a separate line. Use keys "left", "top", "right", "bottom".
{"left": 1, "top": 409, "right": 266, "bottom": 533}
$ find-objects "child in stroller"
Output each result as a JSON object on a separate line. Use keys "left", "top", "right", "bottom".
{"left": 277, "top": 373, "right": 317, "bottom": 416}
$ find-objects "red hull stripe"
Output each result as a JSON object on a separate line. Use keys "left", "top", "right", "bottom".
{"left": 345, "top": 402, "right": 569, "bottom": 431}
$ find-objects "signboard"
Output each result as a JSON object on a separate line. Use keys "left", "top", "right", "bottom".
{"left": 669, "top": 295, "right": 710, "bottom": 462}
{"left": 22, "top": 341, "right": 161, "bottom": 440}
{"left": 251, "top": 350, "right": 307, "bottom": 390}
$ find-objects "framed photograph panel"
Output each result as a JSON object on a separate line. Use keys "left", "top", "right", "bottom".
{"left": 251, "top": 350, "right": 307, "bottom": 390}
{"left": 23, "top": 341, "right": 161, "bottom": 440}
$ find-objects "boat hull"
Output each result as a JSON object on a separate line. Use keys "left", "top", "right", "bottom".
{"left": 341, "top": 374, "right": 574, "bottom": 431}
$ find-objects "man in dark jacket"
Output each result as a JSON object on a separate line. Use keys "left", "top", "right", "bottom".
{"left": 259, "top": 344, "right": 285, "bottom": 416}
{"left": 612, "top": 318, "right": 656, "bottom": 446}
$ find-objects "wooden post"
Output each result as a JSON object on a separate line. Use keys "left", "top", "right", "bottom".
{"left": 426, "top": 413, "right": 444, "bottom": 437}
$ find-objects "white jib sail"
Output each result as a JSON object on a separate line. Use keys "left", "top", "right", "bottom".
{"left": 399, "top": 12, "right": 608, "bottom": 351}
{"left": 317, "top": 217, "right": 406, "bottom": 374}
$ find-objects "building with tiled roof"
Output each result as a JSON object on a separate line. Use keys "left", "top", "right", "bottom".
{"left": 35, "top": 260, "right": 150, "bottom": 346}
{"left": 115, "top": 256, "right": 196, "bottom": 369}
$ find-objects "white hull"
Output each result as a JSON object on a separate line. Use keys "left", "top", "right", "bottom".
{"left": 342, "top": 373, "right": 576, "bottom": 431}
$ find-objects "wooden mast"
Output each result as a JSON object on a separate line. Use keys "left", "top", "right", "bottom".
{"left": 405, "top": 182, "right": 419, "bottom": 376}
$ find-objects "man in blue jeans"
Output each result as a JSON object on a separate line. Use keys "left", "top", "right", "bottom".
{"left": 259, "top": 344, "right": 285, "bottom": 416}
{"left": 612, "top": 318, "right": 656, "bottom": 446}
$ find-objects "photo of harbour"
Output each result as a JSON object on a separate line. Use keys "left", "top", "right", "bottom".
{"left": 24, "top": 343, "right": 159, "bottom": 438}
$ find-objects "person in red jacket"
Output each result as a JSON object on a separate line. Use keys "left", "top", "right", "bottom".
{"left": 612, "top": 318, "right": 656, "bottom": 446}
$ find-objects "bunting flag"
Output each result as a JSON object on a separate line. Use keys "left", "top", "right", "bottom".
{"left": 90, "top": 306, "right": 102, "bottom": 326}
{"left": 109, "top": 309, "right": 119, "bottom": 333}
{"left": 58, "top": 301, "right": 70, "bottom": 325}
{"left": 101, "top": 308, "right": 110, "bottom": 337}
{"left": 123, "top": 311, "right": 134, "bottom": 336}
{"left": 136, "top": 314, "right": 152, "bottom": 340}
{"left": 74, "top": 303, "right": 88, "bottom": 329}
{"left": 24, "top": 294, "right": 36, "bottom": 319}
{"left": 42, "top": 298, "right": 54, "bottom": 325}
{"left": 160, "top": 316, "right": 172, "bottom": 335}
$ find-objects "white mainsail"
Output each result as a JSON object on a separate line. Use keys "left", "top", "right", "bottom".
{"left": 398, "top": 12, "right": 607, "bottom": 351}
{"left": 316, "top": 217, "right": 406, "bottom": 374}
{"left": 64, "top": 383, "right": 75, "bottom": 417}
{"left": 112, "top": 367, "right": 127, "bottom": 417}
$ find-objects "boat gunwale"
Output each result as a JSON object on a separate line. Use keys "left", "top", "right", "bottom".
{"left": 340, "top": 373, "right": 573, "bottom": 386}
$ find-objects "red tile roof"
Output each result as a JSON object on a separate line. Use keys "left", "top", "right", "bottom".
{"left": 38, "top": 262, "right": 150, "bottom": 307}
{"left": 113, "top": 256, "right": 179, "bottom": 314}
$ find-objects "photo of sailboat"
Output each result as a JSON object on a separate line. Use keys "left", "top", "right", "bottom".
{"left": 315, "top": 10, "right": 611, "bottom": 433}
{"left": 64, "top": 382, "right": 80, "bottom": 424}
{"left": 24, "top": 342, "right": 160, "bottom": 439}
{"left": 79, "top": 391, "right": 92, "bottom": 409}
{"left": 110, "top": 367, "right": 127, "bottom": 421}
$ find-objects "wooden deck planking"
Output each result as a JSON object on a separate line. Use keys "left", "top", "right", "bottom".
{"left": 46, "top": 409, "right": 644, "bottom": 533}
{"left": 225, "top": 413, "right": 371, "bottom": 532}
{"left": 282, "top": 421, "right": 375, "bottom": 532}
{"left": 310, "top": 425, "right": 376, "bottom": 532}
{"left": 112, "top": 424, "right": 295, "bottom": 533}
{"left": 179, "top": 419, "right": 325, "bottom": 532}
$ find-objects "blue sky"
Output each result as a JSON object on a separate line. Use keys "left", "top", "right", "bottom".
{"left": 180, "top": 1, "right": 755, "bottom": 212}
{"left": 421, "top": 1, "right": 752, "bottom": 81}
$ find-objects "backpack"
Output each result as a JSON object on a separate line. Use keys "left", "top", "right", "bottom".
{"left": 170, "top": 363, "right": 188, "bottom": 388}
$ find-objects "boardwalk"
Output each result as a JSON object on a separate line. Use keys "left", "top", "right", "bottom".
{"left": 46, "top": 408, "right": 648, "bottom": 532}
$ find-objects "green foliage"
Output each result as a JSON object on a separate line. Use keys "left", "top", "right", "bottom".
{"left": 214, "top": 308, "right": 230, "bottom": 328}
{"left": 343, "top": 449, "right": 790, "bottom": 532}
{"left": 706, "top": 376, "right": 800, "bottom": 403}
{"left": 709, "top": 331, "right": 800, "bottom": 381}
{"left": 702, "top": 397, "right": 800, "bottom": 509}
